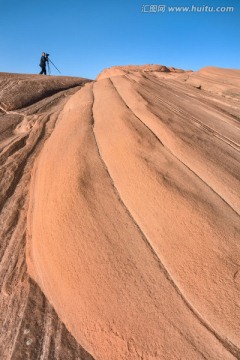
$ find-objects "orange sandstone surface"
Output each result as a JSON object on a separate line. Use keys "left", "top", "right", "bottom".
{"left": 0, "top": 66, "right": 240, "bottom": 359}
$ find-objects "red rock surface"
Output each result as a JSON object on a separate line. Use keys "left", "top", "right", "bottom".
{"left": 186, "top": 66, "right": 240, "bottom": 98}
{"left": 97, "top": 64, "right": 189, "bottom": 80}
{"left": 0, "top": 73, "right": 94, "bottom": 359}
{"left": 0, "top": 66, "right": 240, "bottom": 359}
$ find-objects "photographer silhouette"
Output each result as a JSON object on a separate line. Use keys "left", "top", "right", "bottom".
{"left": 39, "top": 52, "right": 49, "bottom": 75}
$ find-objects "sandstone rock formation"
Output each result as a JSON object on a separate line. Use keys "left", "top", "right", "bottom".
{"left": 185, "top": 66, "right": 240, "bottom": 99}
{"left": 0, "top": 73, "right": 94, "bottom": 359}
{"left": 0, "top": 66, "right": 240, "bottom": 359}
{"left": 97, "top": 64, "right": 189, "bottom": 80}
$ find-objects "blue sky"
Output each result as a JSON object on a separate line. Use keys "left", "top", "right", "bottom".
{"left": 0, "top": 0, "right": 239, "bottom": 79}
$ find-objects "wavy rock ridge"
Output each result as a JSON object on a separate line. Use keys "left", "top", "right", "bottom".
{"left": 1, "top": 66, "right": 240, "bottom": 359}
{"left": 0, "top": 73, "right": 94, "bottom": 359}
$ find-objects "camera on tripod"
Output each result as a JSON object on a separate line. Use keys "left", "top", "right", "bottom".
{"left": 43, "top": 53, "right": 61, "bottom": 75}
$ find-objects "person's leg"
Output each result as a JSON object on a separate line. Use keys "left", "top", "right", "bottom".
{"left": 39, "top": 67, "right": 43, "bottom": 74}
{"left": 43, "top": 66, "right": 46, "bottom": 75}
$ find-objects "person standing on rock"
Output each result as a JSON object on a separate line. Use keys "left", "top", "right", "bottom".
{"left": 39, "top": 52, "right": 48, "bottom": 75}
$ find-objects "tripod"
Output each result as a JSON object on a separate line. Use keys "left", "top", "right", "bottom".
{"left": 46, "top": 58, "right": 61, "bottom": 75}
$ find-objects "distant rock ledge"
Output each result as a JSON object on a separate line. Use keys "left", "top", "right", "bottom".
{"left": 97, "top": 64, "right": 191, "bottom": 80}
